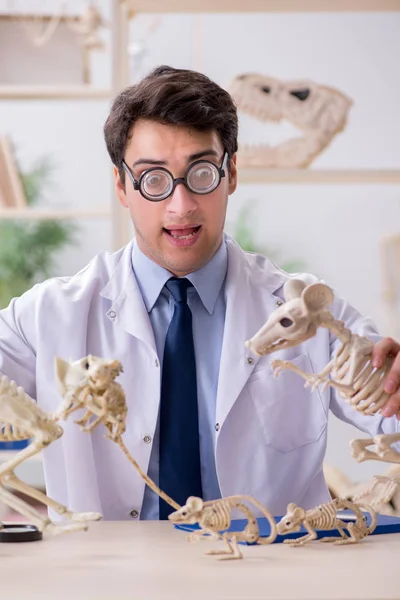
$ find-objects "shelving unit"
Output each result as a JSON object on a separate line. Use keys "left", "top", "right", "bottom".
{"left": 124, "top": 0, "right": 400, "bottom": 12}
{"left": 238, "top": 169, "right": 400, "bottom": 185}
{"left": 0, "top": 7, "right": 116, "bottom": 246}
{"left": 0, "top": 86, "right": 112, "bottom": 100}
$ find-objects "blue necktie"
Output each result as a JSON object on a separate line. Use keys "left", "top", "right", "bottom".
{"left": 159, "top": 277, "right": 203, "bottom": 519}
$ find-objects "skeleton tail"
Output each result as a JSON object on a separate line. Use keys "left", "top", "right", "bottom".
{"left": 114, "top": 435, "right": 180, "bottom": 511}
{"left": 337, "top": 498, "right": 377, "bottom": 536}
{"left": 224, "top": 495, "right": 278, "bottom": 544}
{"left": 353, "top": 502, "right": 378, "bottom": 535}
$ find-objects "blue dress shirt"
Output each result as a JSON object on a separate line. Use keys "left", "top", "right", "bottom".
{"left": 131, "top": 236, "right": 228, "bottom": 519}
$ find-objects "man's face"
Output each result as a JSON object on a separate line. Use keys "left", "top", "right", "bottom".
{"left": 114, "top": 119, "right": 237, "bottom": 276}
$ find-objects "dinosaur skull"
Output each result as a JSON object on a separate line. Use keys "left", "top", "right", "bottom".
{"left": 227, "top": 73, "right": 352, "bottom": 168}
{"left": 245, "top": 280, "right": 334, "bottom": 356}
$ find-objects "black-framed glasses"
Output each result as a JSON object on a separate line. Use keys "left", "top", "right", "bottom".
{"left": 122, "top": 152, "right": 228, "bottom": 202}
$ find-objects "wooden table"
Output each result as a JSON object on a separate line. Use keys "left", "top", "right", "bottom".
{"left": 0, "top": 521, "right": 398, "bottom": 599}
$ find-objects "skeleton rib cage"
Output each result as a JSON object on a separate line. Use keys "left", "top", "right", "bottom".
{"left": 0, "top": 374, "right": 52, "bottom": 442}
{"left": 330, "top": 330, "right": 394, "bottom": 415}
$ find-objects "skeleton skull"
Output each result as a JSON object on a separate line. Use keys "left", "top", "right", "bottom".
{"left": 168, "top": 496, "right": 204, "bottom": 524}
{"left": 227, "top": 73, "right": 352, "bottom": 168}
{"left": 276, "top": 503, "right": 306, "bottom": 535}
{"left": 56, "top": 355, "right": 123, "bottom": 394}
{"left": 245, "top": 279, "right": 334, "bottom": 355}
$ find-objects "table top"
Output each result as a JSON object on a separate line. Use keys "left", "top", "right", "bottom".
{"left": 0, "top": 521, "right": 399, "bottom": 600}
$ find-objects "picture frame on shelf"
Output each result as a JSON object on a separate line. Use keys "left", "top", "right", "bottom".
{"left": 0, "top": 136, "right": 27, "bottom": 209}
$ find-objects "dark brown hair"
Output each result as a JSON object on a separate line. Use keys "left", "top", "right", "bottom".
{"left": 104, "top": 65, "right": 238, "bottom": 183}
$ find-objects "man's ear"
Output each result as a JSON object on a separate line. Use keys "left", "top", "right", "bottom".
{"left": 114, "top": 165, "right": 128, "bottom": 208}
{"left": 228, "top": 153, "right": 237, "bottom": 195}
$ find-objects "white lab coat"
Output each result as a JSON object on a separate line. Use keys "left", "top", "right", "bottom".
{"left": 0, "top": 235, "right": 398, "bottom": 519}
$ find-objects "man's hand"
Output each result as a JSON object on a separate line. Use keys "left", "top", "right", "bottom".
{"left": 372, "top": 338, "right": 400, "bottom": 418}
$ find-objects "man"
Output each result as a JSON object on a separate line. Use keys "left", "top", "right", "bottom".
{"left": 1, "top": 65, "right": 399, "bottom": 521}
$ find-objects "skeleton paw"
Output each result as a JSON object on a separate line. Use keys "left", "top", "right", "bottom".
{"left": 350, "top": 440, "right": 367, "bottom": 462}
{"left": 70, "top": 512, "right": 102, "bottom": 522}
{"left": 45, "top": 522, "right": 89, "bottom": 535}
{"left": 283, "top": 539, "right": 303, "bottom": 547}
{"left": 374, "top": 435, "right": 391, "bottom": 456}
{"left": 205, "top": 549, "right": 243, "bottom": 560}
{"left": 304, "top": 375, "right": 325, "bottom": 392}
{"left": 187, "top": 532, "right": 202, "bottom": 543}
{"left": 271, "top": 360, "right": 285, "bottom": 378}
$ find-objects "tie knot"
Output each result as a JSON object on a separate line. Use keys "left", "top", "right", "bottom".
{"left": 166, "top": 277, "right": 192, "bottom": 303}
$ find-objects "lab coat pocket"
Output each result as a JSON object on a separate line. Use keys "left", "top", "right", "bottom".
{"left": 247, "top": 353, "right": 327, "bottom": 453}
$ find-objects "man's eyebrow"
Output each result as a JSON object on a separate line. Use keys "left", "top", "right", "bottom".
{"left": 131, "top": 158, "right": 168, "bottom": 168}
{"left": 130, "top": 149, "right": 219, "bottom": 169}
{"left": 187, "top": 149, "right": 219, "bottom": 162}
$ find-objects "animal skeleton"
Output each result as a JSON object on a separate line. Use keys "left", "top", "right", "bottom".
{"left": 324, "top": 463, "right": 400, "bottom": 517}
{"left": 0, "top": 371, "right": 102, "bottom": 534}
{"left": 227, "top": 73, "right": 352, "bottom": 168}
{"left": 277, "top": 498, "right": 377, "bottom": 546}
{"left": 168, "top": 495, "right": 277, "bottom": 560}
{"left": 55, "top": 355, "right": 128, "bottom": 441}
{"left": 245, "top": 279, "right": 400, "bottom": 464}
{"left": 56, "top": 355, "right": 180, "bottom": 512}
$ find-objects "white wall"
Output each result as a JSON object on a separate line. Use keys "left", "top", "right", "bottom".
{"left": 1, "top": 6, "right": 400, "bottom": 485}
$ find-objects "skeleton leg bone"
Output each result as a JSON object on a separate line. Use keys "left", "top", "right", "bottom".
{"left": 333, "top": 522, "right": 363, "bottom": 545}
{"left": 0, "top": 485, "right": 89, "bottom": 536}
{"left": 320, "top": 521, "right": 348, "bottom": 543}
{"left": 205, "top": 533, "right": 243, "bottom": 560}
{"left": 0, "top": 483, "right": 52, "bottom": 531}
{"left": 0, "top": 437, "right": 57, "bottom": 479}
{"left": 351, "top": 435, "right": 400, "bottom": 464}
{"left": 3, "top": 473, "right": 101, "bottom": 522}
{"left": 271, "top": 360, "right": 354, "bottom": 394}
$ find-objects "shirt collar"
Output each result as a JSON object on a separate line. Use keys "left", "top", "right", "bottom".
{"left": 131, "top": 236, "right": 228, "bottom": 315}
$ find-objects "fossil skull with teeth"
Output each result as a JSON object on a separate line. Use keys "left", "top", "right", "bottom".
{"left": 228, "top": 73, "right": 352, "bottom": 168}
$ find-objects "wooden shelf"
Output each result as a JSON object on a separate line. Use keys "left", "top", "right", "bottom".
{"left": 0, "top": 86, "right": 112, "bottom": 100}
{"left": 125, "top": 0, "right": 400, "bottom": 13}
{"left": 238, "top": 169, "right": 400, "bottom": 184}
{"left": 0, "top": 208, "right": 111, "bottom": 220}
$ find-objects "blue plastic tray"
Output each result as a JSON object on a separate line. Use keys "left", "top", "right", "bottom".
{"left": 174, "top": 511, "right": 400, "bottom": 544}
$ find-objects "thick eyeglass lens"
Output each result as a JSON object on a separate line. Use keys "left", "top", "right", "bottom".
{"left": 141, "top": 169, "right": 173, "bottom": 199}
{"left": 187, "top": 163, "right": 218, "bottom": 193}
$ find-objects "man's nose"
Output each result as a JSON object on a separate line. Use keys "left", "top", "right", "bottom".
{"left": 166, "top": 181, "right": 198, "bottom": 214}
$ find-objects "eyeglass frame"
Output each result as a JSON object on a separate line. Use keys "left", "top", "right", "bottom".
{"left": 121, "top": 151, "right": 229, "bottom": 202}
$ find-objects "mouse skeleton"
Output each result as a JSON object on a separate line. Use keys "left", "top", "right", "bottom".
{"left": 168, "top": 495, "right": 277, "bottom": 560}
{"left": 245, "top": 279, "right": 400, "bottom": 466}
{"left": 0, "top": 371, "right": 102, "bottom": 534}
{"left": 277, "top": 498, "right": 377, "bottom": 546}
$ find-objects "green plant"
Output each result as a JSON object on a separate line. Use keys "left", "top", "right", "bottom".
{"left": 229, "top": 200, "right": 306, "bottom": 273}
{"left": 0, "top": 157, "right": 78, "bottom": 308}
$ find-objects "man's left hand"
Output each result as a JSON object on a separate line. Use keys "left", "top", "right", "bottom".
{"left": 372, "top": 337, "right": 400, "bottom": 418}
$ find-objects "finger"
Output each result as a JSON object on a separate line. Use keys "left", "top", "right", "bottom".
{"left": 372, "top": 337, "right": 400, "bottom": 368}
{"left": 381, "top": 390, "right": 400, "bottom": 418}
{"left": 383, "top": 353, "right": 400, "bottom": 395}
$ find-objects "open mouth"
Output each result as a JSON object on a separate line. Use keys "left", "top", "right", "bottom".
{"left": 163, "top": 225, "right": 201, "bottom": 239}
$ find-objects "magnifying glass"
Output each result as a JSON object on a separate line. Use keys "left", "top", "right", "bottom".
{"left": 0, "top": 523, "right": 42, "bottom": 542}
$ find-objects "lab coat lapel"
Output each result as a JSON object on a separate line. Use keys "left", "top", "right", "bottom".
{"left": 99, "top": 242, "right": 157, "bottom": 353}
{"left": 216, "top": 238, "right": 286, "bottom": 428}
